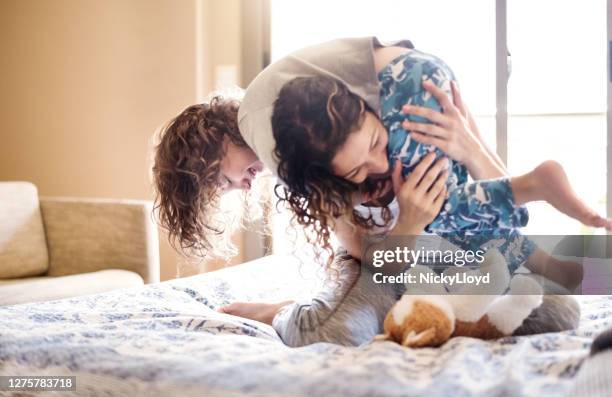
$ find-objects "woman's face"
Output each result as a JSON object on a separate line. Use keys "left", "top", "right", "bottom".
{"left": 218, "top": 137, "right": 264, "bottom": 192}
{"left": 331, "top": 111, "right": 390, "bottom": 185}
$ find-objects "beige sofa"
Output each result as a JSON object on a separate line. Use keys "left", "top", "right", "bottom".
{"left": 0, "top": 181, "right": 160, "bottom": 306}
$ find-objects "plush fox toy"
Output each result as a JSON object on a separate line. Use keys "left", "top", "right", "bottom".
{"left": 375, "top": 249, "right": 544, "bottom": 347}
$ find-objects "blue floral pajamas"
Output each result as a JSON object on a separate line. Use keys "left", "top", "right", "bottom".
{"left": 379, "top": 50, "right": 536, "bottom": 272}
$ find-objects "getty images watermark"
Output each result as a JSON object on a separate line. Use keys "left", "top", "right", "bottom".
{"left": 361, "top": 234, "right": 612, "bottom": 295}
{"left": 370, "top": 246, "right": 490, "bottom": 286}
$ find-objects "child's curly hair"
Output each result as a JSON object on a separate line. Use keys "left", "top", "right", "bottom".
{"left": 152, "top": 96, "right": 248, "bottom": 261}
{"left": 272, "top": 76, "right": 392, "bottom": 267}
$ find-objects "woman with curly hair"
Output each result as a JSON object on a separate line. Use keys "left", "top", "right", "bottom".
{"left": 152, "top": 37, "right": 583, "bottom": 347}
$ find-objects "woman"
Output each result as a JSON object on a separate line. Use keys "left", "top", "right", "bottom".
{"left": 153, "top": 37, "right": 581, "bottom": 346}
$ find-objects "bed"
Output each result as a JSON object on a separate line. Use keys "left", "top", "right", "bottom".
{"left": 1, "top": 255, "right": 610, "bottom": 397}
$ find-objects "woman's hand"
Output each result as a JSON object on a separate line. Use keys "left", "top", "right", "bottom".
{"left": 402, "top": 81, "right": 507, "bottom": 179}
{"left": 401, "top": 80, "right": 485, "bottom": 166}
{"left": 390, "top": 152, "right": 448, "bottom": 235}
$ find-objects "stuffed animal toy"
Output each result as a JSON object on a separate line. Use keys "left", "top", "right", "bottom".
{"left": 375, "top": 249, "right": 544, "bottom": 347}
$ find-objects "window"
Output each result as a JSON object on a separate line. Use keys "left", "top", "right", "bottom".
{"left": 271, "top": 0, "right": 497, "bottom": 130}
{"left": 507, "top": 0, "right": 607, "bottom": 234}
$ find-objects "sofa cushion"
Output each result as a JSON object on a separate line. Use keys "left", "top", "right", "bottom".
{"left": 0, "top": 182, "right": 49, "bottom": 278}
{"left": 0, "top": 269, "right": 144, "bottom": 306}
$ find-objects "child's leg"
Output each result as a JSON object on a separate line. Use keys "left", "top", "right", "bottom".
{"left": 442, "top": 230, "right": 584, "bottom": 289}
{"left": 429, "top": 160, "right": 612, "bottom": 234}
{"left": 441, "top": 229, "right": 537, "bottom": 274}
{"left": 510, "top": 160, "right": 611, "bottom": 230}
{"left": 523, "top": 248, "right": 584, "bottom": 290}
{"left": 427, "top": 176, "right": 529, "bottom": 233}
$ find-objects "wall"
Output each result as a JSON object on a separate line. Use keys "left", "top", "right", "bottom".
{"left": 0, "top": 0, "right": 245, "bottom": 280}
{"left": 208, "top": 0, "right": 243, "bottom": 91}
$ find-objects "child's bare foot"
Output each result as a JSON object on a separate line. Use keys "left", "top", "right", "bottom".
{"left": 531, "top": 160, "right": 611, "bottom": 231}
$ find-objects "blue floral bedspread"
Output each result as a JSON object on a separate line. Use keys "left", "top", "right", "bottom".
{"left": 0, "top": 255, "right": 610, "bottom": 397}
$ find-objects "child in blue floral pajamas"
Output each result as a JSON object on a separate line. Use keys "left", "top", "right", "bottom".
{"left": 378, "top": 50, "right": 536, "bottom": 272}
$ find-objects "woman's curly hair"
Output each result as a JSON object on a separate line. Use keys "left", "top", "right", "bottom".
{"left": 272, "top": 76, "right": 392, "bottom": 267}
{"left": 152, "top": 96, "right": 248, "bottom": 261}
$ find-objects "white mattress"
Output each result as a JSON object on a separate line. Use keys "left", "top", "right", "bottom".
{"left": 0, "top": 255, "right": 609, "bottom": 397}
